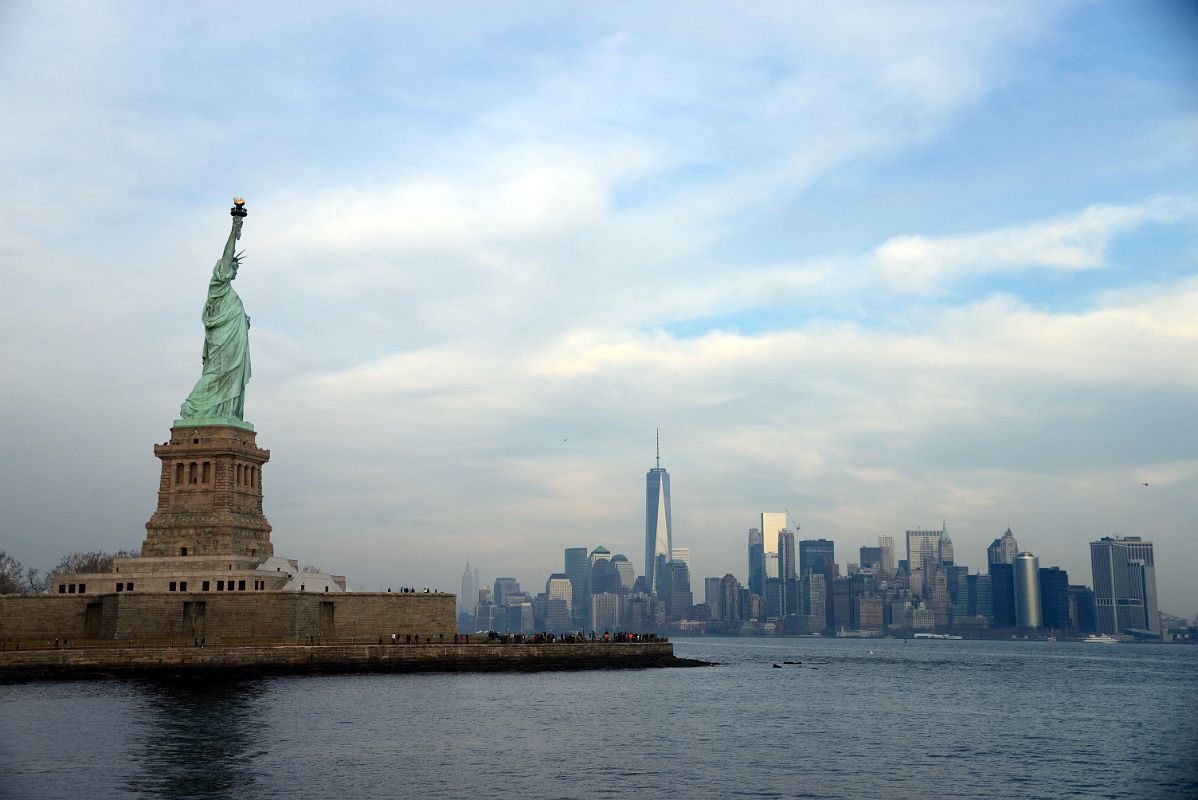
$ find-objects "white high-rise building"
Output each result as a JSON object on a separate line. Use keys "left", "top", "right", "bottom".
{"left": 591, "top": 593, "right": 621, "bottom": 632}
{"left": 545, "top": 574, "right": 573, "bottom": 612}
{"left": 906, "top": 529, "right": 942, "bottom": 576}
{"left": 878, "top": 536, "right": 896, "bottom": 576}
{"left": 671, "top": 546, "right": 691, "bottom": 571}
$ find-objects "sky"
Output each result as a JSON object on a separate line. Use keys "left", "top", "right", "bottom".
{"left": 1, "top": 1, "right": 1196, "bottom": 615}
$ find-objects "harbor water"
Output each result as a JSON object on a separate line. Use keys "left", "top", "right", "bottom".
{"left": 1, "top": 637, "right": 1195, "bottom": 799}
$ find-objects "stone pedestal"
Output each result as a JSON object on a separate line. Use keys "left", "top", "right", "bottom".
{"left": 142, "top": 424, "right": 273, "bottom": 559}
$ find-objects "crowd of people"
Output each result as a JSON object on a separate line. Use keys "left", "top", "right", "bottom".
{"left": 376, "top": 631, "right": 668, "bottom": 645}
{"left": 482, "top": 631, "right": 667, "bottom": 644}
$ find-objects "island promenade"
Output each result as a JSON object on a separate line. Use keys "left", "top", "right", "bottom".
{"left": 0, "top": 638, "right": 694, "bottom": 681}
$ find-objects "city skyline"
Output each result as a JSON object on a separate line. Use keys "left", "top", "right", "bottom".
{"left": 2, "top": 3, "right": 1196, "bottom": 614}
{"left": 448, "top": 475, "right": 1183, "bottom": 622}
{"left": 455, "top": 514, "right": 1180, "bottom": 638}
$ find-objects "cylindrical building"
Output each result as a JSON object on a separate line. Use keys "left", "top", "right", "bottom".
{"left": 1013, "top": 552, "right": 1042, "bottom": 629}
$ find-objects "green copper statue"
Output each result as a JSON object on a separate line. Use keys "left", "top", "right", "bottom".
{"left": 178, "top": 199, "right": 253, "bottom": 429}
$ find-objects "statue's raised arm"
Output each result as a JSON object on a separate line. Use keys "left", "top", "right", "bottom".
{"left": 177, "top": 199, "right": 255, "bottom": 429}
{"left": 213, "top": 199, "right": 246, "bottom": 283}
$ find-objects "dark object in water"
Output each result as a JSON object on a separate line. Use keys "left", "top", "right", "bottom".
{"left": 772, "top": 663, "right": 782, "bottom": 668}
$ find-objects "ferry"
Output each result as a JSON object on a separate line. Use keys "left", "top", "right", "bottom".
{"left": 1082, "top": 634, "right": 1118, "bottom": 644}
{"left": 912, "top": 633, "right": 963, "bottom": 640}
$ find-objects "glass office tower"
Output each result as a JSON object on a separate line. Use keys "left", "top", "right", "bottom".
{"left": 1013, "top": 552, "right": 1042, "bottom": 629}
{"left": 1090, "top": 536, "right": 1159, "bottom": 634}
{"left": 644, "top": 433, "right": 673, "bottom": 597}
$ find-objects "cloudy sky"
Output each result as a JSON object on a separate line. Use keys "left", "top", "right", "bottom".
{"left": 2, "top": 2, "right": 1195, "bottom": 613}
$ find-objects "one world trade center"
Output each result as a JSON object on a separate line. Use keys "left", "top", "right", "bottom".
{"left": 645, "top": 430, "right": 673, "bottom": 596}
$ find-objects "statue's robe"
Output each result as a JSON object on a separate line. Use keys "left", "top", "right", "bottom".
{"left": 180, "top": 225, "right": 251, "bottom": 421}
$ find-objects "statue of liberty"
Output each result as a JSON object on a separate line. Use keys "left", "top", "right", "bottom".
{"left": 178, "top": 199, "right": 253, "bottom": 428}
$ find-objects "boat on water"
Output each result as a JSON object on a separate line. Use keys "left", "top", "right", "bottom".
{"left": 1082, "top": 634, "right": 1119, "bottom": 644}
{"left": 912, "top": 633, "right": 963, "bottom": 640}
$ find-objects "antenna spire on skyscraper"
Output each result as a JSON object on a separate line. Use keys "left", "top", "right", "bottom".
{"left": 656, "top": 427, "right": 660, "bottom": 468}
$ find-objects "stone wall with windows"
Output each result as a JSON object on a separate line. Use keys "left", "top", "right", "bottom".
{"left": 0, "top": 592, "right": 454, "bottom": 642}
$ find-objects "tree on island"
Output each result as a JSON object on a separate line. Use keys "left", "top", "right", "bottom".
{"left": 47, "top": 549, "right": 140, "bottom": 579}
{"left": 0, "top": 551, "right": 47, "bottom": 594}
{"left": 0, "top": 551, "right": 25, "bottom": 594}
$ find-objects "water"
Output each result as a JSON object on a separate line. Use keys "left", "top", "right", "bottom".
{"left": 1, "top": 638, "right": 1195, "bottom": 799}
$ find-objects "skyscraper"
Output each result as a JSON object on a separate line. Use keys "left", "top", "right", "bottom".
{"left": 829, "top": 577, "right": 852, "bottom": 633}
{"left": 987, "top": 528, "right": 1019, "bottom": 565}
{"left": 589, "top": 546, "right": 617, "bottom": 596}
{"left": 644, "top": 431, "right": 673, "bottom": 596}
{"left": 590, "top": 593, "right": 621, "bottom": 632}
{"left": 1090, "top": 536, "right": 1160, "bottom": 634}
{"left": 660, "top": 559, "right": 692, "bottom": 619}
{"left": 799, "top": 539, "right": 835, "bottom": 577}
{"left": 765, "top": 577, "right": 784, "bottom": 619}
{"left": 591, "top": 557, "right": 619, "bottom": 596}
{"left": 989, "top": 562, "right": 1016, "bottom": 628}
{"left": 938, "top": 527, "right": 954, "bottom": 566}
{"left": 704, "top": 576, "right": 722, "bottom": 618}
{"left": 1013, "top": 552, "right": 1041, "bottom": 629}
{"left": 800, "top": 571, "right": 826, "bottom": 628}
{"left": 545, "top": 574, "right": 573, "bottom": 612}
{"left": 459, "top": 561, "right": 476, "bottom": 616}
{"left": 719, "top": 574, "right": 740, "bottom": 625}
{"left": 760, "top": 512, "right": 788, "bottom": 558}
{"left": 493, "top": 577, "right": 521, "bottom": 606}
{"left": 905, "top": 529, "right": 942, "bottom": 575}
{"left": 610, "top": 554, "right": 635, "bottom": 593}
{"left": 747, "top": 528, "right": 765, "bottom": 598}
{"left": 878, "top": 536, "right": 896, "bottom": 576}
{"left": 859, "top": 546, "right": 883, "bottom": 572}
{"left": 777, "top": 530, "right": 797, "bottom": 581}
{"left": 777, "top": 529, "right": 798, "bottom": 617}
{"left": 967, "top": 572, "right": 993, "bottom": 619}
{"left": 671, "top": 546, "right": 691, "bottom": 572}
{"left": 1039, "top": 566, "right": 1071, "bottom": 631}
{"left": 1068, "top": 585, "right": 1097, "bottom": 634}
{"left": 564, "top": 547, "right": 591, "bottom": 628}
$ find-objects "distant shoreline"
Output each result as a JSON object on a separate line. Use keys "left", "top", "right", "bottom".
{"left": 668, "top": 632, "right": 1185, "bottom": 644}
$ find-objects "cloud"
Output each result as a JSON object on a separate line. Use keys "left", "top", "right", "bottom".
{"left": 233, "top": 273, "right": 1198, "bottom": 597}
{"left": 875, "top": 196, "right": 1198, "bottom": 293}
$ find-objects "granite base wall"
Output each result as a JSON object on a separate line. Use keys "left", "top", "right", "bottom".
{"left": 0, "top": 592, "right": 454, "bottom": 642}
